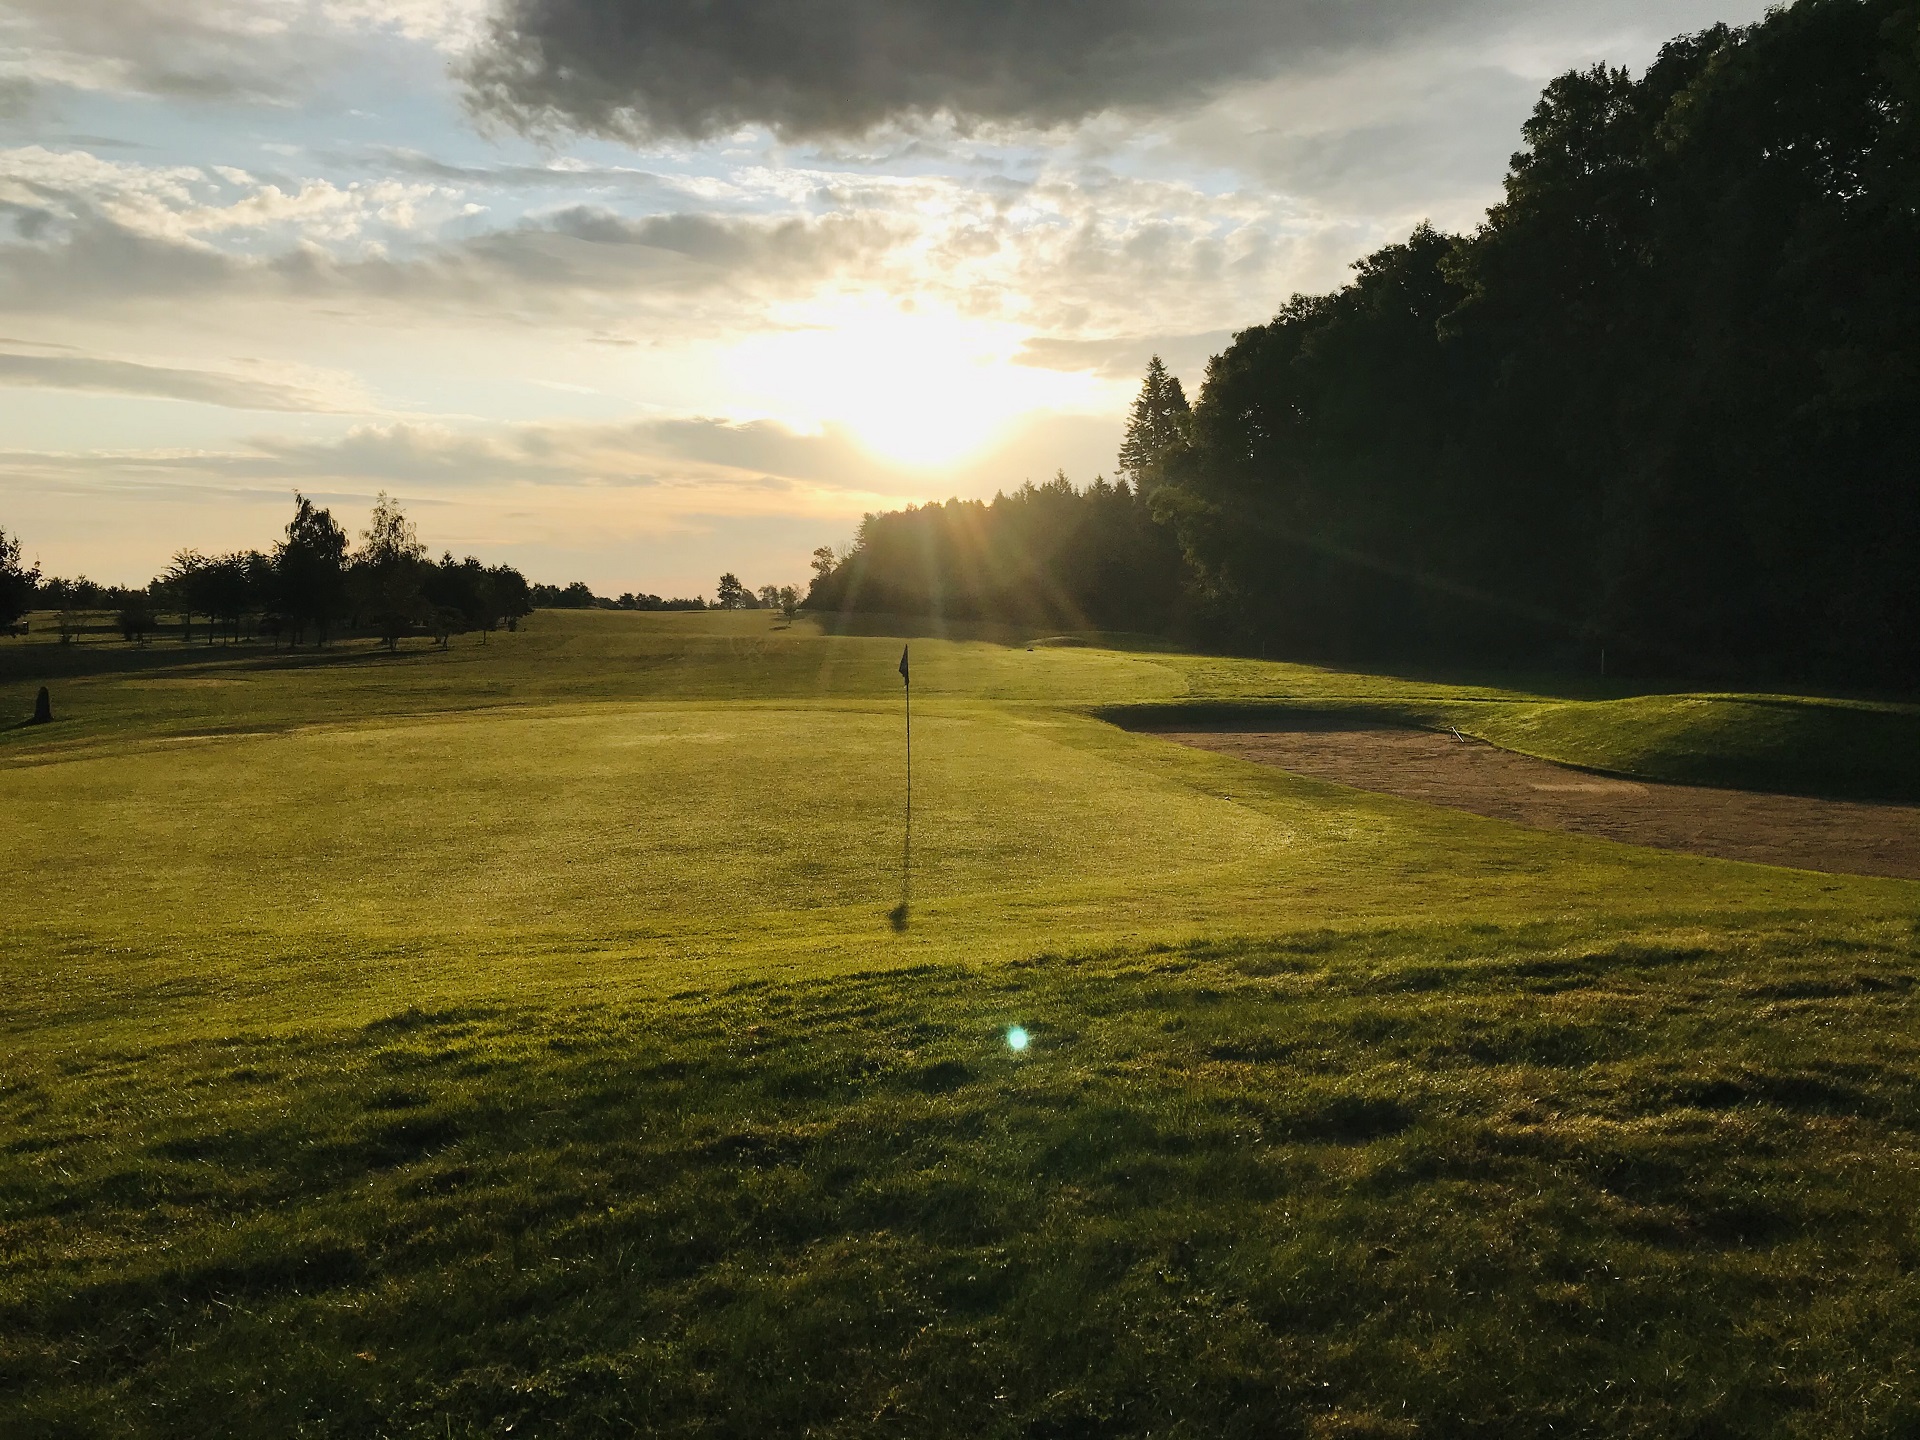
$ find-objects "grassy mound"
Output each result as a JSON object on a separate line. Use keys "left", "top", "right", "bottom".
{"left": 9, "top": 922, "right": 1920, "bottom": 1438}
{"left": 1099, "top": 689, "right": 1920, "bottom": 803}
{"left": 1467, "top": 694, "right": 1920, "bottom": 801}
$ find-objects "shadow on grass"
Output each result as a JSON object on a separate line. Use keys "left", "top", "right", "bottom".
{"left": 9, "top": 919, "right": 1920, "bottom": 1436}
{"left": 1092, "top": 700, "right": 1439, "bottom": 733}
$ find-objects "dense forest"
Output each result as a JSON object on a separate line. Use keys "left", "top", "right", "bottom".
{"left": 814, "top": 0, "right": 1920, "bottom": 685}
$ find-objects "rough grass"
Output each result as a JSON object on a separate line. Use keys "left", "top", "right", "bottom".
{"left": 4, "top": 612, "right": 1920, "bottom": 1436}
{"left": 8, "top": 922, "right": 1920, "bottom": 1438}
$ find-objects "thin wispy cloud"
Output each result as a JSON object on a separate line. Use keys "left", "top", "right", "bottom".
{"left": 0, "top": 346, "right": 352, "bottom": 410}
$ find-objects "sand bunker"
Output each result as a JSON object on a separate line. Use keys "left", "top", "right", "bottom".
{"left": 1156, "top": 722, "right": 1920, "bottom": 880}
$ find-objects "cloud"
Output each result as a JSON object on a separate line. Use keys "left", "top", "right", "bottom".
{"left": 463, "top": 0, "right": 1506, "bottom": 141}
{"left": 0, "top": 151, "right": 905, "bottom": 324}
{"left": 1016, "top": 331, "right": 1231, "bottom": 382}
{"left": 0, "top": 345, "right": 349, "bottom": 409}
{"left": 363, "top": 146, "right": 669, "bottom": 191}
{"left": 0, "top": 0, "right": 484, "bottom": 104}
{"left": 233, "top": 417, "right": 913, "bottom": 495}
{"left": 0, "top": 407, "right": 1123, "bottom": 505}
{"left": 464, "top": 0, "right": 1775, "bottom": 144}
{"left": 0, "top": 145, "right": 455, "bottom": 264}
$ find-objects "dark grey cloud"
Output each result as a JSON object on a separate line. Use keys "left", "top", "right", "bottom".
{"left": 0, "top": 346, "right": 340, "bottom": 410}
{"left": 465, "top": 0, "right": 1493, "bottom": 141}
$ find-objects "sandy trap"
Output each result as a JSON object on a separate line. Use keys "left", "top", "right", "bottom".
{"left": 1154, "top": 718, "right": 1920, "bottom": 881}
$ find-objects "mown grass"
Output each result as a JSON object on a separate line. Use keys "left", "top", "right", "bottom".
{"left": 15, "top": 609, "right": 1918, "bottom": 797}
{"left": 4, "top": 611, "right": 1919, "bottom": 1435}
{"left": 9, "top": 921, "right": 1920, "bottom": 1438}
{"left": 4, "top": 619, "right": 1902, "bottom": 1035}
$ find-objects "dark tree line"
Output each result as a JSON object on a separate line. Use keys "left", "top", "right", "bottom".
{"left": 4, "top": 502, "right": 785, "bottom": 647}
{"left": 1, "top": 497, "right": 536, "bottom": 648}
{"left": 714, "top": 575, "right": 800, "bottom": 613}
{"left": 806, "top": 472, "right": 1188, "bottom": 631}
{"left": 531, "top": 582, "right": 709, "bottom": 610}
{"left": 1153, "top": 0, "right": 1920, "bottom": 683}
{"left": 0, "top": 527, "right": 38, "bottom": 632}
{"left": 808, "top": 0, "right": 1919, "bottom": 686}
{"left": 155, "top": 493, "right": 538, "bottom": 649}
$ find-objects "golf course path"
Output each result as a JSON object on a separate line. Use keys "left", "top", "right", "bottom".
{"left": 1156, "top": 723, "right": 1920, "bottom": 880}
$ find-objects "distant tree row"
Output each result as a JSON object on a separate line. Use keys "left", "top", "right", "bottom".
{"left": 0, "top": 496, "right": 535, "bottom": 649}
{"left": 526, "top": 575, "right": 798, "bottom": 612}
{"left": 805, "top": 472, "right": 1188, "bottom": 632}
{"left": 714, "top": 574, "right": 801, "bottom": 615}
{"left": 4, "top": 505, "right": 799, "bottom": 646}
{"left": 530, "top": 582, "right": 710, "bottom": 611}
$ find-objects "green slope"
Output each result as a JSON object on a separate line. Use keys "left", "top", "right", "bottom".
{"left": 1466, "top": 693, "right": 1920, "bottom": 800}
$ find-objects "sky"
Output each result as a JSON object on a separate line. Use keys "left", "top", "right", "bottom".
{"left": 0, "top": 0, "right": 1769, "bottom": 598}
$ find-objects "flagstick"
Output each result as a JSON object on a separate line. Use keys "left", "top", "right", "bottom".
{"left": 903, "top": 661, "right": 911, "bottom": 907}
{"left": 890, "top": 644, "right": 912, "bottom": 929}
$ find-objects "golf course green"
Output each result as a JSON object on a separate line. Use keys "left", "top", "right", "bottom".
{"left": 5, "top": 610, "right": 1918, "bottom": 1437}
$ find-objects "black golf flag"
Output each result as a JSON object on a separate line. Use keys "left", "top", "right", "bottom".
{"left": 898, "top": 644, "right": 910, "bottom": 683}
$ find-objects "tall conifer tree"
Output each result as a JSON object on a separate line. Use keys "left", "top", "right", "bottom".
{"left": 1117, "top": 355, "right": 1191, "bottom": 494}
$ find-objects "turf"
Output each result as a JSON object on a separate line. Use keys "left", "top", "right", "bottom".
{"left": 1462, "top": 693, "right": 1920, "bottom": 801}
{"left": 4, "top": 613, "right": 1919, "bottom": 1436}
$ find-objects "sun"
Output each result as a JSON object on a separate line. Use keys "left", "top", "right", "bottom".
{"left": 726, "top": 295, "right": 1107, "bottom": 470}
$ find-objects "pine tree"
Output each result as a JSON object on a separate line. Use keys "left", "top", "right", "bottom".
{"left": 1117, "top": 356, "right": 1191, "bottom": 494}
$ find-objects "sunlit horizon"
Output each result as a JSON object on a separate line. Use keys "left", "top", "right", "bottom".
{"left": 0, "top": 0, "right": 1772, "bottom": 596}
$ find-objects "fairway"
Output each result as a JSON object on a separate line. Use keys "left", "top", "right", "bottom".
{"left": 4, "top": 612, "right": 1902, "bottom": 1033}
{"left": 5, "top": 612, "right": 1920, "bottom": 1436}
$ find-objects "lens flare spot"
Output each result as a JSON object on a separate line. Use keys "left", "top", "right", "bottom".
{"left": 1006, "top": 1026, "right": 1030, "bottom": 1052}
